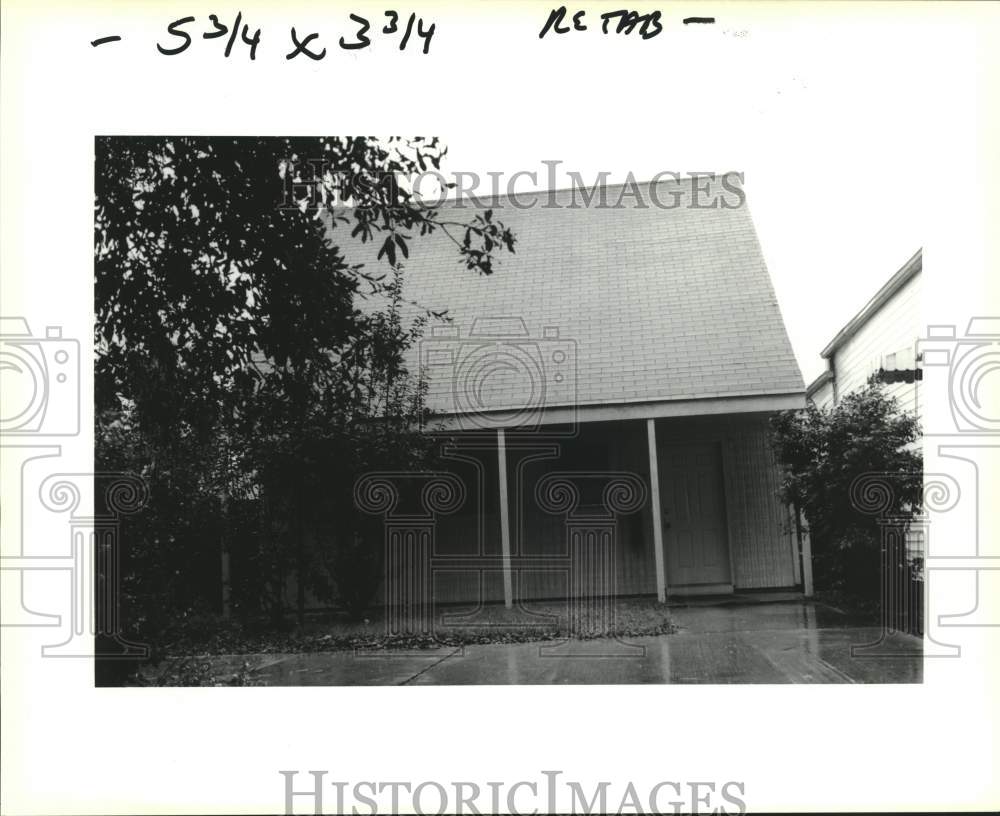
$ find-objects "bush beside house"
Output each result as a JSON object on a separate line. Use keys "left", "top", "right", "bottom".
{"left": 770, "top": 380, "right": 923, "bottom": 607}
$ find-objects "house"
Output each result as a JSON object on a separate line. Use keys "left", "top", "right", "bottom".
{"left": 805, "top": 249, "right": 924, "bottom": 562}
{"left": 806, "top": 249, "right": 923, "bottom": 416}
{"left": 331, "top": 176, "right": 808, "bottom": 609}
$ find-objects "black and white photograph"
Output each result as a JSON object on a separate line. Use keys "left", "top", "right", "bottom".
{"left": 2, "top": 2, "right": 999, "bottom": 814}
{"left": 93, "top": 140, "right": 925, "bottom": 687}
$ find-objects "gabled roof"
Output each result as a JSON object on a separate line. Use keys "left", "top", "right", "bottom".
{"left": 328, "top": 176, "right": 804, "bottom": 421}
{"left": 820, "top": 249, "right": 922, "bottom": 359}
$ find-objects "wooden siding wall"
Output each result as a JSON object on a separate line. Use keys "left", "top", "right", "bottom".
{"left": 653, "top": 414, "right": 798, "bottom": 590}
{"left": 810, "top": 379, "right": 835, "bottom": 410}
{"left": 832, "top": 270, "right": 922, "bottom": 417}
{"left": 504, "top": 420, "right": 657, "bottom": 602}
{"left": 418, "top": 429, "right": 653, "bottom": 606}
{"left": 384, "top": 422, "right": 659, "bottom": 605}
{"left": 432, "top": 445, "right": 507, "bottom": 605}
{"left": 428, "top": 415, "right": 797, "bottom": 604}
{"left": 291, "top": 413, "right": 799, "bottom": 612}
{"left": 721, "top": 417, "right": 800, "bottom": 588}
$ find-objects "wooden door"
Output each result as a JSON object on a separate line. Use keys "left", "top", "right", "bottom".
{"left": 660, "top": 442, "right": 732, "bottom": 590}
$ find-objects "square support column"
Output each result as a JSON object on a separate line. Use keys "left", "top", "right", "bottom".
{"left": 646, "top": 419, "right": 668, "bottom": 602}
{"left": 497, "top": 428, "right": 514, "bottom": 608}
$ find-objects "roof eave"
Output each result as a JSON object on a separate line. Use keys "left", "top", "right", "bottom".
{"left": 427, "top": 391, "right": 806, "bottom": 430}
{"left": 820, "top": 249, "right": 922, "bottom": 360}
{"left": 805, "top": 369, "right": 834, "bottom": 398}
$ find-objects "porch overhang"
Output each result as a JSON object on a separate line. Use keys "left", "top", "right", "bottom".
{"left": 427, "top": 391, "right": 806, "bottom": 431}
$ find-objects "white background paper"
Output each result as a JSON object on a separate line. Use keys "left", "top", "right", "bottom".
{"left": 2, "top": 2, "right": 998, "bottom": 813}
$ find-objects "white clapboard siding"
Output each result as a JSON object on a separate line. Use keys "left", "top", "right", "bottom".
{"left": 810, "top": 378, "right": 836, "bottom": 410}
{"left": 832, "top": 269, "right": 922, "bottom": 420}
{"left": 819, "top": 255, "right": 924, "bottom": 559}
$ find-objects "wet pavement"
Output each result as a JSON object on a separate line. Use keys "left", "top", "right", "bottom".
{"left": 242, "top": 601, "right": 923, "bottom": 685}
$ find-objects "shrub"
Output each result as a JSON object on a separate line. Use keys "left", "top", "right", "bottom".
{"left": 770, "top": 381, "right": 922, "bottom": 601}
{"left": 330, "top": 529, "right": 383, "bottom": 620}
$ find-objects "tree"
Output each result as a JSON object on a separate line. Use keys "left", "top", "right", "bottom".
{"left": 94, "top": 137, "right": 516, "bottom": 654}
{"left": 770, "top": 381, "right": 923, "bottom": 601}
{"left": 240, "top": 267, "right": 440, "bottom": 624}
{"left": 95, "top": 136, "right": 514, "bottom": 435}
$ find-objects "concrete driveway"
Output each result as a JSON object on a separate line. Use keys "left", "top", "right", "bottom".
{"left": 240, "top": 601, "right": 922, "bottom": 685}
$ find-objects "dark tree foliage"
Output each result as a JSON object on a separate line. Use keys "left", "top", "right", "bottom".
{"left": 94, "top": 138, "right": 515, "bottom": 666}
{"left": 239, "top": 268, "right": 440, "bottom": 624}
{"left": 95, "top": 136, "right": 514, "bottom": 433}
{"left": 770, "top": 381, "right": 923, "bottom": 600}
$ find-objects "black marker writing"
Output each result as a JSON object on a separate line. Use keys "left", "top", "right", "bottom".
{"left": 539, "top": 6, "right": 587, "bottom": 38}
{"left": 540, "top": 7, "right": 715, "bottom": 39}
{"left": 287, "top": 28, "right": 326, "bottom": 60}
{"left": 157, "top": 16, "right": 195, "bottom": 55}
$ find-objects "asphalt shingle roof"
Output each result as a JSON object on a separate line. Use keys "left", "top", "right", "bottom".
{"left": 327, "top": 177, "right": 804, "bottom": 418}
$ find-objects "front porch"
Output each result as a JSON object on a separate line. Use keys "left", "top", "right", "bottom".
{"left": 416, "top": 411, "right": 810, "bottom": 609}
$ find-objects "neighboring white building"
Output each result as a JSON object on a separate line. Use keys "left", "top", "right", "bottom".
{"left": 807, "top": 249, "right": 922, "bottom": 419}
{"left": 806, "top": 249, "right": 923, "bottom": 561}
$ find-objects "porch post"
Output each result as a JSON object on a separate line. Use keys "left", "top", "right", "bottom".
{"left": 497, "top": 428, "right": 514, "bottom": 608}
{"left": 646, "top": 419, "right": 668, "bottom": 602}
